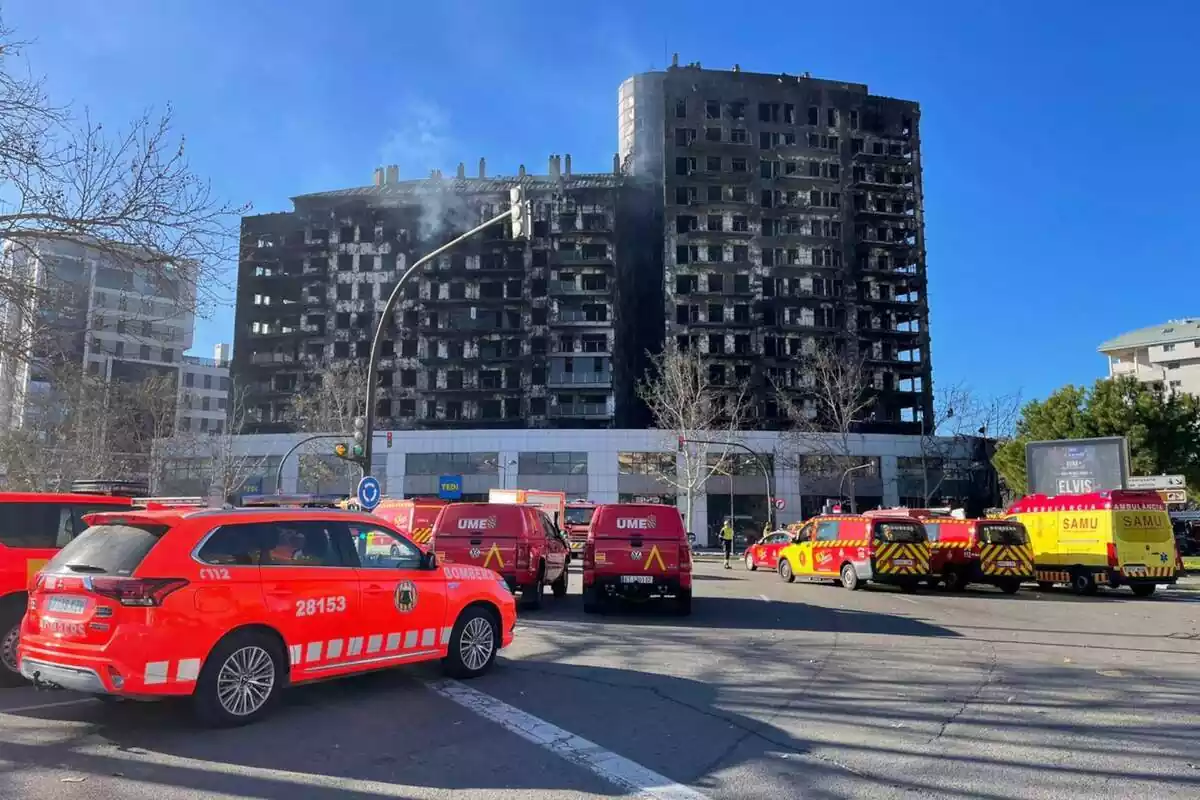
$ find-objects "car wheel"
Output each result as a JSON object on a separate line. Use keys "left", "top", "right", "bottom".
{"left": 582, "top": 587, "right": 599, "bottom": 614}
{"left": 551, "top": 567, "right": 568, "bottom": 598}
{"left": 0, "top": 600, "right": 26, "bottom": 687}
{"left": 443, "top": 606, "right": 499, "bottom": 679}
{"left": 998, "top": 579, "right": 1021, "bottom": 595}
{"left": 1071, "top": 570, "right": 1098, "bottom": 596}
{"left": 744, "top": 553, "right": 757, "bottom": 571}
{"left": 521, "top": 565, "right": 545, "bottom": 610}
{"left": 1130, "top": 583, "right": 1156, "bottom": 598}
{"left": 899, "top": 581, "right": 918, "bottom": 594}
{"left": 840, "top": 563, "right": 860, "bottom": 591}
{"left": 193, "top": 631, "right": 285, "bottom": 727}
{"left": 1036, "top": 581, "right": 1054, "bottom": 591}
{"left": 943, "top": 568, "right": 967, "bottom": 592}
{"left": 778, "top": 559, "right": 795, "bottom": 583}
{"left": 674, "top": 589, "right": 692, "bottom": 616}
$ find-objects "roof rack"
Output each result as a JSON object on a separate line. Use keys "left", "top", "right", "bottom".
{"left": 70, "top": 479, "right": 151, "bottom": 498}
{"left": 132, "top": 497, "right": 209, "bottom": 509}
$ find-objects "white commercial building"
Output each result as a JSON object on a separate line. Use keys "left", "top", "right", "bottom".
{"left": 0, "top": 238, "right": 229, "bottom": 432}
{"left": 1100, "top": 318, "right": 1200, "bottom": 396}
{"left": 157, "top": 428, "right": 995, "bottom": 546}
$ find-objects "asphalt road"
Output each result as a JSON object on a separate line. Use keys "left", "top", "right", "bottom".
{"left": 1, "top": 562, "right": 1198, "bottom": 800}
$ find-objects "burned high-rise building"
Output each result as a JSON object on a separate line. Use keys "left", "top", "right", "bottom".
{"left": 234, "top": 156, "right": 662, "bottom": 433}
{"left": 619, "top": 60, "right": 932, "bottom": 432}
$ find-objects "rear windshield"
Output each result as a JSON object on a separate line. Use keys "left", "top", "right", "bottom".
{"left": 873, "top": 522, "right": 926, "bottom": 544}
{"left": 43, "top": 523, "right": 170, "bottom": 576}
{"left": 0, "top": 501, "right": 127, "bottom": 549}
{"left": 979, "top": 523, "right": 1027, "bottom": 546}
{"left": 565, "top": 507, "right": 595, "bottom": 527}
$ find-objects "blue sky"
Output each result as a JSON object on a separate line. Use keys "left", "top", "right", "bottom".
{"left": 5, "top": 0, "right": 1195, "bottom": 403}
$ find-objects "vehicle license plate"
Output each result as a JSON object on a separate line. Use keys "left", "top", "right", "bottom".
{"left": 891, "top": 558, "right": 913, "bottom": 567}
{"left": 47, "top": 596, "right": 87, "bottom": 614}
{"left": 620, "top": 575, "right": 653, "bottom": 584}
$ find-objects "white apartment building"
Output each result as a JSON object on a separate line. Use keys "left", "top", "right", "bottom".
{"left": 179, "top": 345, "right": 232, "bottom": 435}
{"left": 1099, "top": 318, "right": 1200, "bottom": 396}
{"left": 0, "top": 238, "right": 227, "bottom": 432}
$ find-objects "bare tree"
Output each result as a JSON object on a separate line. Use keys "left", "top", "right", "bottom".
{"left": 775, "top": 342, "right": 875, "bottom": 510}
{"left": 917, "top": 382, "right": 1022, "bottom": 505}
{"left": 158, "top": 385, "right": 269, "bottom": 497}
{"left": 636, "top": 345, "right": 750, "bottom": 537}
{"left": 285, "top": 361, "right": 368, "bottom": 492}
{"left": 0, "top": 19, "right": 245, "bottom": 368}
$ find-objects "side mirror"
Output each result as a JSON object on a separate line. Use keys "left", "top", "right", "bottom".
{"left": 421, "top": 550, "right": 438, "bottom": 570}
{"left": 687, "top": 532, "right": 697, "bottom": 544}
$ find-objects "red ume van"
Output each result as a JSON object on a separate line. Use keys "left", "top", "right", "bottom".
{"left": 582, "top": 503, "right": 692, "bottom": 616}
{"left": 432, "top": 502, "right": 570, "bottom": 609}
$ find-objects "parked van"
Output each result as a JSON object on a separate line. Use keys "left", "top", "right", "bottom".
{"left": 778, "top": 511, "right": 932, "bottom": 592}
{"left": 432, "top": 502, "right": 570, "bottom": 608}
{"left": 370, "top": 497, "right": 448, "bottom": 549}
{"left": 582, "top": 503, "right": 692, "bottom": 615}
{"left": 1006, "top": 490, "right": 1179, "bottom": 597}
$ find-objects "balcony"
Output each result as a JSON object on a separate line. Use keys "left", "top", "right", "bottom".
{"left": 249, "top": 352, "right": 297, "bottom": 365}
{"left": 547, "top": 371, "right": 612, "bottom": 387}
{"left": 552, "top": 309, "right": 611, "bottom": 326}
{"left": 549, "top": 402, "right": 610, "bottom": 419}
{"left": 550, "top": 280, "right": 608, "bottom": 296}
{"left": 554, "top": 249, "right": 613, "bottom": 266}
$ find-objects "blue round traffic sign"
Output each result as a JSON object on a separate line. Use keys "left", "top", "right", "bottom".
{"left": 357, "top": 476, "right": 382, "bottom": 511}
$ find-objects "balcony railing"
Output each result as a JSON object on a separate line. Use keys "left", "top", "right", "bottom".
{"left": 550, "top": 280, "right": 608, "bottom": 295}
{"left": 549, "top": 402, "right": 610, "bottom": 418}
{"left": 547, "top": 372, "right": 612, "bottom": 386}
{"left": 554, "top": 309, "right": 610, "bottom": 324}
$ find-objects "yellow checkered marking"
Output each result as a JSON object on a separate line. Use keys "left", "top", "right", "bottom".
{"left": 410, "top": 527, "right": 433, "bottom": 544}
{"left": 874, "top": 542, "right": 931, "bottom": 575}
{"left": 814, "top": 540, "right": 869, "bottom": 547}
{"left": 1035, "top": 568, "right": 1110, "bottom": 585}
{"left": 931, "top": 541, "right": 971, "bottom": 550}
{"left": 980, "top": 544, "right": 1035, "bottom": 577}
{"left": 1123, "top": 565, "right": 1175, "bottom": 578}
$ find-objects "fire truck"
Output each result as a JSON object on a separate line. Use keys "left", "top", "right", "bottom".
{"left": 562, "top": 500, "right": 597, "bottom": 555}
{"left": 488, "top": 489, "right": 567, "bottom": 528}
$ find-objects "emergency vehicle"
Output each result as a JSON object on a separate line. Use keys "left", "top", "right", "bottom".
{"left": 241, "top": 494, "right": 345, "bottom": 508}
{"left": 742, "top": 529, "right": 792, "bottom": 571}
{"left": 777, "top": 511, "right": 931, "bottom": 591}
{"left": 18, "top": 504, "right": 516, "bottom": 726}
{"left": 563, "top": 500, "right": 597, "bottom": 555}
{"left": 488, "top": 489, "right": 566, "bottom": 528}
{"left": 431, "top": 502, "right": 569, "bottom": 609}
{"left": 367, "top": 497, "right": 448, "bottom": 550}
{"left": 1006, "top": 490, "right": 1179, "bottom": 596}
{"left": 888, "top": 509, "right": 1034, "bottom": 594}
{"left": 582, "top": 503, "right": 692, "bottom": 615}
{"left": 0, "top": 489, "right": 143, "bottom": 685}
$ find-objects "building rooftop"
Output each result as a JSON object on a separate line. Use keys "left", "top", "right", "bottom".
{"left": 1098, "top": 318, "right": 1200, "bottom": 352}
{"left": 291, "top": 173, "right": 628, "bottom": 204}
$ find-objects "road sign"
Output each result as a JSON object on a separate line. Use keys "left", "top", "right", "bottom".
{"left": 1128, "top": 475, "right": 1186, "bottom": 490}
{"left": 438, "top": 475, "right": 463, "bottom": 501}
{"left": 357, "top": 476, "right": 382, "bottom": 511}
{"left": 1160, "top": 489, "right": 1188, "bottom": 504}
{"left": 773, "top": 498, "right": 786, "bottom": 510}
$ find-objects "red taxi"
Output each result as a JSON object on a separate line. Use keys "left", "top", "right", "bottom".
{"left": 18, "top": 505, "right": 516, "bottom": 726}
{"left": 742, "top": 529, "right": 792, "bottom": 571}
{"left": 1, "top": 490, "right": 139, "bottom": 685}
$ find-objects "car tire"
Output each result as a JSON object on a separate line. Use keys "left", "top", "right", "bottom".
{"left": 521, "top": 565, "right": 545, "bottom": 610}
{"left": 550, "top": 567, "right": 568, "bottom": 598}
{"left": 1071, "top": 569, "right": 1098, "bottom": 596}
{"left": 943, "top": 568, "right": 967, "bottom": 592}
{"left": 840, "top": 563, "right": 860, "bottom": 591}
{"left": 443, "top": 606, "right": 500, "bottom": 679}
{"left": 582, "top": 587, "right": 599, "bottom": 614}
{"left": 192, "top": 630, "right": 286, "bottom": 728}
{"left": 899, "top": 581, "right": 918, "bottom": 594}
{"left": 0, "top": 598, "right": 26, "bottom": 687}
{"left": 1130, "top": 583, "right": 1156, "bottom": 598}
{"left": 674, "top": 589, "right": 692, "bottom": 616}
{"left": 744, "top": 553, "right": 757, "bottom": 571}
{"left": 778, "top": 559, "right": 795, "bottom": 583}
{"left": 998, "top": 579, "right": 1021, "bottom": 595}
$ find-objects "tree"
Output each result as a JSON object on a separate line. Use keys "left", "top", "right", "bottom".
{"left": 775, "top": 343, "right": 875, "bottom": 510}
{"left": 917, "top": 381, "right": 1021, "bottom": 505}
{"left": 636, "top": 345, "right": 749, "bottom": 538}
{"left": 284, "top": 361, "right": 368, "bottom": 492}
{"left": 993, "top": 376, "right": 1200, "bottom": 497}
{"left": 0, "top": 18, "right": 244, "bottom": 367}
{"left": 158, "top": 386, "right": 269, "bottom": 498}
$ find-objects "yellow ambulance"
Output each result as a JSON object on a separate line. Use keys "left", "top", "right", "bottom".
{"left": 1006, "top": 490, "right": 1179, "bottom": 597}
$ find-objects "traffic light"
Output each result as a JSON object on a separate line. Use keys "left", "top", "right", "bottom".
{"left": 334, "top": 443, "right": 349, "bottom": 458}
{"left": 509, "top": 186, "right": 531, "bottom": 239}
{"left": 386, "top": 430, "right": 393, "bottom": 448}
{"left": 677, "top": 436, "right": 685, "bottom": 452}
{"left": 352, "top": 416, "right": 366, "bottom": 458}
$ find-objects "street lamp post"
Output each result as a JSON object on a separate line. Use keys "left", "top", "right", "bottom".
{"left": 361, "top": 189, "right": 530, "bottom": 472}
{"left": 680, "top": 438, "right": 774, "bottom": 528}
{"left": 838, "top": 462, "right": 874, "bottom": 514}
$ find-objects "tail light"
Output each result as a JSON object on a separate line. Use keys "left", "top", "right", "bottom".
{"left": 85, "top": 577, "right": 188, "bottom": 607}
{"left": 515, "top": 543, "right": 530, "bottom": 570}
{"left": 679, "top": 542, "right": 692, "bottom": 572}
{"left": 582, "top": 541, "right": 595, "bottom": 570}
{"left": 1106, "top": 543, "right": 1119, "bottom": 568}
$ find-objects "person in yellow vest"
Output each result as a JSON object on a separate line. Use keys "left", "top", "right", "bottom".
{"left": 720, "top": 518, "right": 735, "bottom": 569}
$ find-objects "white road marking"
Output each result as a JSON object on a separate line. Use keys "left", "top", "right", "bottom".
{"left": 1, "top": 698, "right": 96, "bottom": 714}
{"left": 759, "top": 594, "right": 771, "bottom": 603}
{"left": 429, "top": 679, "right": 712, "bottom": 800}
{"left": 895, "top": 595, "right": 919, "bottom": 605}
